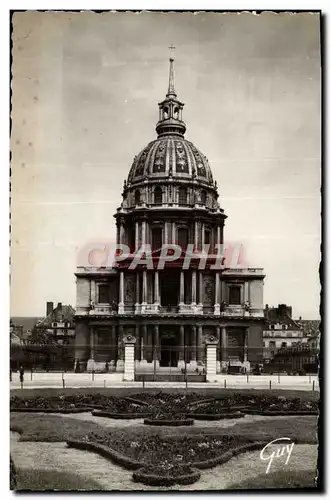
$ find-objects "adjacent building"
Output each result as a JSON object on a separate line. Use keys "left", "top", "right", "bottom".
{"left": 263, "top": 304, "right": 306, "bottom": 360}
{"left": 36, "top": 302, "right": 76, "bottom": 345}
{"left": 74, "top": 57, "right": 266, "bottom": 375}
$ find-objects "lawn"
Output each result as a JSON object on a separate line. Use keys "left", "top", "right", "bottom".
{"left": 228, "top": 469, "right": 317, "bottom": 489}
{"left": 15, "top": 469, "right": 103, "bottom": 491}
{"left": 10, "top": 412, "right": 318, "bottom": 444}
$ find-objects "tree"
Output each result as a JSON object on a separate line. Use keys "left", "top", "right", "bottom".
{"left": 27, "top": 325, "right": 57, "bottom": 346}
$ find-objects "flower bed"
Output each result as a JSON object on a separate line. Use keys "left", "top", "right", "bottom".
{"left": 67, "top": 436, "right": 266, "bottom": 486}
{"left": 144, "top": 418, "right": 194, "bottom": 426}
{"left": 85, "top": 432, "right": 253, "bottom": 466}
{"left": 132, "top": 465, "right": 201, "bottom": 487}
{"left": 10, "top": 392, "right": 318, "bottom": 419}
{"left": 10, "top": 394, "right": 149, "bottom": 415}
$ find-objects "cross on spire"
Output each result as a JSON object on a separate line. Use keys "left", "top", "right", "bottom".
{"left": 169, "top": 44, "right": 176, "bottom": 56}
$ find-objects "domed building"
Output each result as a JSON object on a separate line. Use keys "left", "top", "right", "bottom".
{"left": 74, "top": 58, "right": 266, "bottom": 378}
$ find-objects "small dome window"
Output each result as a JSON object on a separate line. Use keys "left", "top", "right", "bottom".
{"left": 154, "top": 186, "right": 163, "bottom": 205}
{"left": 201, "top": 190, "right": 207, "bottom": 205}
{"left": 178, "top": 187, "right": 187, "bottom": 205}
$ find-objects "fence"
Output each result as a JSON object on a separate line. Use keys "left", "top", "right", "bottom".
{"left": 10, "top": 342, "right": 319, "bottom": 376}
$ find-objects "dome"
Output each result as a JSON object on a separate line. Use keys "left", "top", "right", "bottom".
{"left": 127, "top": 136, "right": 214, "bottom": 186}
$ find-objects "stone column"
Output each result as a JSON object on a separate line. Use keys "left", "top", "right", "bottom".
{"left": 142, "top": 220, "right": 147, "bottom": 246}
{"left": 194, "top": 220, "right": 198, "bottom": 249}
{"left": 191, "top": 270, "right": 197, "bottom": 306}
{"left": 179, "top": 271, "right": 185, "bottom": 305}
{"left": 198, "top": 272, "right": 204, "bottom": 307}
{"left": 205, "top": 335, "right": 219, "bottom": 382}
{"left": 244, "top": 327, "right": 249, "bottom": 369}
{"left": 244, "top": 281, "right": 249, "bottom": 302}
{"left": 216, "top": 325, "right": 221, "bottom": 372}
{"left": 116, "top": 326, "right": 125, "bottom": 372}
{"left": 164, "top": 222, "right": 168, "bottom": 244}
{"left": 191, "top": 326, "right": 197, "bottom": 368}
{"left": 178, "top": 325, "right": 185, "bottom": 366}
{"left": 202, "top": 223, "right": 205, "bottom": 247}
{"left": 172, "top": 222, "right": 176, "bottom": 244}
{"left": 154, "top": 325, "right": 160, "bottom": 365}
{"left": 154, "top": 271, "right": 160, "bottom": 305}
{"left": 135, "top": 221, "right": 139, "bottom": 251}
{"left": 111, "top": 325, "right": 117, "bottom": 364}
{"left": 140, "top": 324, "right": 148, "bottom": 363}
{"left": 142, "top": 270, "right": 147, "bottom": 305}
{"left": 196, "top": 325, "right": 203, "bottom": 362}
{"left": 123, "top": 335, "right": 136, "bottom": 381}
{"left": 216, "top": 226, "right": 221, "bottom": 244}
{"left": 135, "top": 325, "right": 140, "bottom": 364}
{"left": 220, "top": 326, "right": 227, "bottom": 367}
{"left": 87, "top": 327, "right": 95, "bottom": 372}
{"left": 119, "top": 222, "right": 125, "bottom": 245}
{"left": 118, "top": 272, "right": 125, "bottom": 314}
{"left": 214, "top": 273, "right": 220, "bottom": 315}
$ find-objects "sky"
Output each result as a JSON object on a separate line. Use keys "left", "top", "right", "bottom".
{"left": 10, "top": 11, "right": 321, "bottom": 319}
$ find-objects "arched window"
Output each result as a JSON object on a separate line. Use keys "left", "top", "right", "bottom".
{"left": 154, "top": 187, "right": 163, "bottom": 205}
{"left": 173, "top": 106, "right": 179, "bottom": 119}
{"left": 201, "top": 190, "right": 207, "bottom": 205}
{"left": 178, "top": 187, "right": 187, "bottom": 205}
{"left": 134, "top": 189, "right": 141, "bottom": 205}
{"left": 178, "top": 227, "right": 189, "bottom": 250}
{"left": 152, "top": 227, "right": 162, "bottom": 250}
{"left": 163, "top": 106, "right": 169, "bottom": 119}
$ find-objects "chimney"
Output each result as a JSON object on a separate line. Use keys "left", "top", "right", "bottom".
{"left": 278, "top": 304, "right": 287, "bottom": 317}
{"left": 46, "top": 301, "right": 54, "bottom": 316}
{"left": 57, "top": 302, "right": 62, "bottom": 311}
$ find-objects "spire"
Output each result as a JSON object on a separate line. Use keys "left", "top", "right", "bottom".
{"left": 167, "top": 57, "right": 176, "bottom": 97}
{"left": 155, "top": 49, "right": 186, "bottom": 138}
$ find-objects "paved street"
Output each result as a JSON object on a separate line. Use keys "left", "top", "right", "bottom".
{"left": 10, "top": 372, "right": 319, "bottom": 391}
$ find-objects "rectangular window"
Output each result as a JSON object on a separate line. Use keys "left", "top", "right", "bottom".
{"left": 204, "top": 230, "right": 210, "bottom": 245}
{"left": 228, "top": 285, "right": 241, "bottom": 305}
{"left": 152, "top": 227, "right": 162, "bottom": 250}
{"left": 98, "top": 284, "right": 110, "bottom": 303}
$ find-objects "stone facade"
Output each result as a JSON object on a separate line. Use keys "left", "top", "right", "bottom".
{"left": 74, "top": 58, "right": 266, "bottom": 376}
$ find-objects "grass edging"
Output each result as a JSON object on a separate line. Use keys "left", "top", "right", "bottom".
{"left": 92, "top": 410, "right": 149, "bottom": 419}
{"left": 66, "top": 440, "right": 142, "bottom": 470}
{"left": 243, "top": 409, "right": 318, "bottom": 416}
{"left": 187, "top": 412, "right": 244, "bottom": 421}
{"left": 143, "top": 418, "right": 194, "bottom": 426}
{"left": 132, "top": 467, "right": 201, "bottom": 487}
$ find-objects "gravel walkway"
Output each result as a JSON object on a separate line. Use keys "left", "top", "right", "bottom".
{"left": 11, "top": 431, "right": 318, "bottom": 491}
{"left": 40, "top": 411, "right": 305, "bottom": 430}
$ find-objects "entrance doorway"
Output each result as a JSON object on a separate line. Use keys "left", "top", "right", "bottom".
{"left": 160, "top": 334, "right": 178, "bottom": 367}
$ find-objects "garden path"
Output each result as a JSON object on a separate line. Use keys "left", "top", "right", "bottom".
{"left": 11, "top": 431, "right": 317, "bottom": 491}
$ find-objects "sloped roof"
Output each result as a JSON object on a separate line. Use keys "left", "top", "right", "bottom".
{"left": 38, "top": 304, "right": 75, "bottom": 327}
{"left": 265, "top": 308, "right": 302, "bottom": 330}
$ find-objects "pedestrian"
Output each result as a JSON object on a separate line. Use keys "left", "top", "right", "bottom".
{"left": 19, "top": 365, "right": 24, "bottom": 384}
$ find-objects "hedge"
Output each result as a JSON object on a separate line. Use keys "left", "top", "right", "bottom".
{"left": 143, "top": 418, "right": 194, "bottom": 426}
{"left": 132, "top": 467, "right": 201, "bottom": 487}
